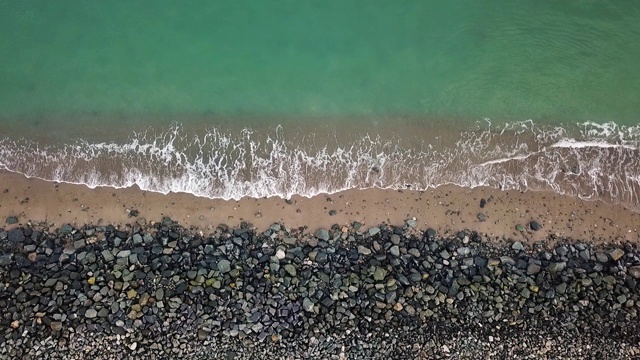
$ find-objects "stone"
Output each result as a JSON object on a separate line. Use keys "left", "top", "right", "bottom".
{"left": 608, "top": 248, "right": 625, "bottom": 261}
{"left": 595, "top": 252, "right": 608, "bottom": 263}
{"left": 477, "top": 213, "right": 487, "bottom": 222}
{"left": 50, "top": 322, "right": 63, "bottom": 332}
{"left": 547, "top": 262, "right": 566, "bottom": 273}
{"left": 303, "top": 297, "right": 314, "bottom": 312}
{"left": 101, "top": 250, "right": 114, "bottom": 262}
{"left": 328, "top": 210, "right": 337, "bottom": 216}
{"left": 85, "top": 309, "right": 98, "bottom": 319}
{"left": 284, "top": 264, "right": 297, "bottom": 277}
{"left": 357, "top": 245, "right": 371, "bottom": 255}
{"left": 127, "top": 289, "right": 138, "bottom": 299}
{"left": 218, "top": 259, "right": 231, "bottom": 273}
{"left": 315, "top": 229, "right": 330, "bottom": 241}
{"left": 373, "top": 267, "right": 386, "bottom": 281}
{"left": 5, "top": 216, "right": 18, "bottom": 224}
{"left": 527, "top": 263, "right": 541, "bottom": 275}
{"left": 408, "top": 248, "right": 420, "bottom": 258}
{"left": 389, "top": 245, "right": 400, "bottom": 257}
{"left": 368, "top": 227, "right": 380, "bottom": 236}
{"left": 629, "top": 266, "right": 640, "bottom": 279}
{"left": 0, "top": 254, "right": 12, "bottom": 266}
{"left": 425, "top": 228, "right": 437, "bottom": 239}
{"left": 512, "top": 242, "right": 524, "bottom": 251}
{"left": 529, "top": 220, "right": 542, "bottom": 231}
{"left": 275, "top": 249, "right": 286, "bottom": 260}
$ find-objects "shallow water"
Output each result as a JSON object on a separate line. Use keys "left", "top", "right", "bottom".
{"left": 0, "top": 1, "right": 639, "bottom": 209}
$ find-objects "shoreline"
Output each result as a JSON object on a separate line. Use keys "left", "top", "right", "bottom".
{"left": 1, "top": 170, "right": 638, "bottom": 244}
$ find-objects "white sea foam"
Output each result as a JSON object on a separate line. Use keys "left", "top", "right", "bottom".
{"left": 0, "top": 120, "right": 639, "bottom": 211}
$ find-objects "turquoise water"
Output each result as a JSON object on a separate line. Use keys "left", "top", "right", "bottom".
{"left": 0, "top": 1, "right": 639, "bottom": 208}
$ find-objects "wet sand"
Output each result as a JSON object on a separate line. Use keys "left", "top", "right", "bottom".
{"left": 0, "top": 170, "right": 638, "bottom": 244}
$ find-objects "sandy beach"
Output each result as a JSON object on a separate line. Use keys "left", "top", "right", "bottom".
{"left": 1, "top": 170, "right": 638, "bottom": 244}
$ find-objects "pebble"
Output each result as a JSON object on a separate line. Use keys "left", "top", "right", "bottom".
{"left": 218, "top": 259, "right": 231, "bottom": 273}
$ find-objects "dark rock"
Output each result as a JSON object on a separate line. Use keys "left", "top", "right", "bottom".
{"left": 0, "top": 254, "right": 12, "bottom": 266}
{"left": 5, "top": 216, "right": 18, "bottom": 224}
{"left": 529, "top": 221, "right": 542, "bottom": 231}
{"left": 7, "top": 229, "right": 24, "bottom": 243}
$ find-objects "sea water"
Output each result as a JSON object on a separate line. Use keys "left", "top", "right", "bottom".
{"left": 0, "top": 1, "right": 639, "bottom": 209}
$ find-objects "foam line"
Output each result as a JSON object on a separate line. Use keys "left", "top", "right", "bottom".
{"left": 0, "top": 120, "right": 639, "bottom": 211}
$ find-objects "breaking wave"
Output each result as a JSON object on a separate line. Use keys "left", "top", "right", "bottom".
{"left": 0, "top": 119, "right": 639, "bottom": 211}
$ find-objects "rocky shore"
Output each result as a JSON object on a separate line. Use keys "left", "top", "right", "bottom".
{"left": 1, "top": 218, "right": 640, "bottom": 359}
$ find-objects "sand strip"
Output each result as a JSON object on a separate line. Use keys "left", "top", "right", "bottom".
{"left": 0, "top": 170, "right": 638, "bottom": 243}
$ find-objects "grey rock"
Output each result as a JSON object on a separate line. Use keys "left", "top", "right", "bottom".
{"left": 425, "top": 228, "right": 437, "bottom": 239}
{"left": 368, "top": 227, "right": 380, "bottom": 236}
{"left": 101, "top": 250, "right": 114, "bottom": 262}
{"left": 527, "top": 263, "right": 541, "bottom": 275}
{"left": 315, "top": 229, "right": 330, "bottom": 241}
{"left": 0, "top": 254, "right": 12, "bottom": 266}
{"left": 555, "top": 283, "right": 567, "bottom": 294}
{"left": 357, "top": 245, "right": 371, "bottom": 256}
{"left": 303, "top": 297, "right": 314, "bottom": 312}
{"left": 629, "top": 266, "right": 640, "bottom": 279}
{"left": 116, "top": 250, "right": 131, "bottom": 258}
{"left": 5, "top": 216, "right": 18, "bottom": 224}
{"left": 218, "top": 259, "right": 231, "bottom": 273}
{"left": 595, "top": 252, "right": 608, "bottom": 263}
{"left": 132, "top": 233, "right": 143, "bottom": 245}
{"left": 547, "top": 262, "right": 566, "bottom": 273}
{"left": 85, "top": 309, "right": 98, "bottom": 319}
{"left": 512, "top": 242, "right": 524, "bottom": 251}
{"left": 389, "top": 245, "right": 400, "bottom": 257}
{"left": 408, "top": 248, "right": 421, "bottom": 258}
{"left": 457, "top": 247, "right": 471, "bottom": 256}
{"left": 477, "top": 213, "right": 487, "bottom": 222}
{"left": 390, "top": 234, "right": 401, "bottom": 245}
{"left": 74, "top": 239, "right": 86, "bottom": 250}
{"left": 284, "top": 264, "right": 297, "bottom": 277}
